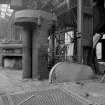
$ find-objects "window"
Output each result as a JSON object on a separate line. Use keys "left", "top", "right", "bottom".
{"left": 65, "top": 31, "right": 74, "bottom": 44}
{"left": 0, "top": 4, "right": 13, "bottom": 20}
{"left": 96, "top": 42, "right": 102, "bottom": 59}
{"left": 102, "top": 34, "right": 105, "bottom": 39}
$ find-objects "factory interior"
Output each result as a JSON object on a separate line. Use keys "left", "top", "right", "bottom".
{"left": 0, "top": 0, "right": 105, "bottom": 105}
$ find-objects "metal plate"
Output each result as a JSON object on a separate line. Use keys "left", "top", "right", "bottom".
{"left": 1, "top": 87, "right": 90, "bottom": 105}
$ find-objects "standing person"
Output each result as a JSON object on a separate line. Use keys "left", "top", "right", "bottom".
{"left": 82, "top": 33, "right": 103, "bottom": 74}
{"left": 92, "top": 33, "right": 103, "bottom": 74}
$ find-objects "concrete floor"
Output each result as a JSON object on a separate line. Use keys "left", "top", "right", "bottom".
{"left": 62, "top": 81, "right": 105, "bottom": 104}
{"left": 0, "top": 68, "right": 104, "bottom": 94}
{"left": 0, "top": 68, "right": 105, "bottom": 104}
{"left": 0, "top": 68, "right": 50, "bottom": 94}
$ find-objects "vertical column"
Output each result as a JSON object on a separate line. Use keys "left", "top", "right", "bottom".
{"left": 32, "top": 20, "right": 52, "bottom": 79}
{"left": 32, "top": 27, "right": 38, "bottom": 79}
{"left": 22, "top": 25, "right": 32, "bottom": 78}
{"left": 38, "top": 25, "right": 48, "bottom": 79}
{"left": 77, "top": 0, "right": 83, "bottom": 63}
{"left": 52, "top": 26, "right": 56, "bottom": 65}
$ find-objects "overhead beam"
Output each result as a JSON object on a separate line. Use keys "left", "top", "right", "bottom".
{"left": 0, "top": 0, "right": 10, "bottom": 4}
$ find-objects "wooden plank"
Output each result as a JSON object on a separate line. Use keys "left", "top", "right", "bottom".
{"left": 82, "top": 14, "right": 93, "bottom": 47}
{"left": 0, "top": 44, "right": 23, "bottom": 48}
{"left": 83, "top": 7, "right": 93, "bottom": 15}
{"left": 0, "top": 0, "right": 10, "bottom": 4}
{"left": 1, "top": 53, "right": 23, "bottom": 56}
{"left": 10, "top": 0, "right": 23, "bottom": 10}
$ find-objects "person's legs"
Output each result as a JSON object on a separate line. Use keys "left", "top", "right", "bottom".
{"left": 82, "top": 47, "right": 100, "bottom": 74}
{"left": 92, "top": 49, "right": 100, "bottom": 74}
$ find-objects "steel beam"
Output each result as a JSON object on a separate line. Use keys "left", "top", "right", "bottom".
{"left": 77, "top": 0, "right": 83, "bottom": 63}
